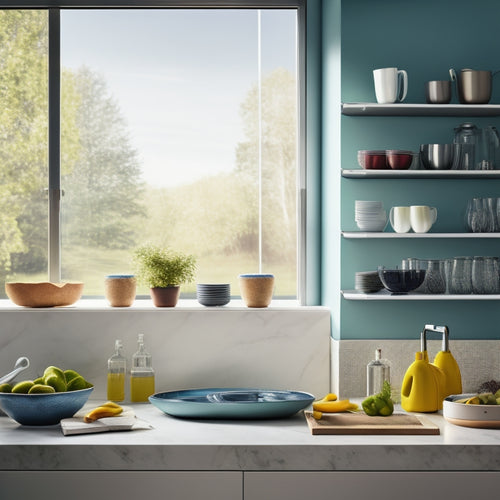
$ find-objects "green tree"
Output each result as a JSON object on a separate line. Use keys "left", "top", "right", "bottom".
{"left": 0, "top": 11, "right": 48, "bottom": 277}
{"left": 236, "top": 67, "right": 297, "bottom": 264}
{"left": 61, "top": 67, "right": 146, "bottom": 251}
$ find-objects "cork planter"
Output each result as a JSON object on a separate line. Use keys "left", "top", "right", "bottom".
{"left": 104, "top": 275, "right": 136, "bottom": 307}
{"left": 238, "top": 273, "right": 275, "bottom": 308}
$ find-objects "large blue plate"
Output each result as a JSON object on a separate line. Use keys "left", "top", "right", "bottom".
{"left": 149, "top": 388, "right": 315, "bottom": 419}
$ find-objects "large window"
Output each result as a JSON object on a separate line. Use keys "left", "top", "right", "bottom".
{"left": 0, "top": 2, "right": 304, "bottom": 300}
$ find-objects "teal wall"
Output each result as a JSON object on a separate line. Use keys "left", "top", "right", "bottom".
{"left": 320, "top": 0, "right": 500, "bottom": 340}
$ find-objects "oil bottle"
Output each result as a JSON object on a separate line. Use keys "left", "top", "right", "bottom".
{"left": 130, "top": 333, "right": 155, "bottom": 402}
{"left": 107, "top": 339, "right": 126, "bottom": 402}
{"left": 366, "top": 348, "right": 391, "bottom": 397}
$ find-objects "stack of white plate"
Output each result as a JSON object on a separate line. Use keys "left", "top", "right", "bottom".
{"left": 196, "top": 284, "right": 230, "bottom": 307}
{"left": 355, "top": 271, "right": 384, "bottom": 293}
{"left": 355, "top": 200, "right": 387, "bottom": 231}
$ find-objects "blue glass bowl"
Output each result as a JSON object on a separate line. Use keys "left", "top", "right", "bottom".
{"left": 0, "top": 387, "right": 93, "bottom": 426}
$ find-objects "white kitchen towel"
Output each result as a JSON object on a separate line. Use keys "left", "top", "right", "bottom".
{"left": 60, "top": 405, "right": 153, "bottom": 435}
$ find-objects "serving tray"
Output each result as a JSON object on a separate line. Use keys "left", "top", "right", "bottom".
{"left": 149, "top": 388, "right": 315, "bottom": 419}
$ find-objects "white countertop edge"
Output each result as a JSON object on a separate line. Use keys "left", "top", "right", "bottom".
{"left": 1, "top": 403, "right": 500, "bottom": 471}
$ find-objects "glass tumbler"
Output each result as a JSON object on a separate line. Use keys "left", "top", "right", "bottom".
{"left": 449, "top": 256, "right": 473, "bottom": 294}
{"left": 483, "top": 257, "right": 499, "bottom": 294}
{"left": 420, "top": 259, "right": 446, "bottom": 294}
{"left": 484, "top": 198, "right": 497, "bottom": 233}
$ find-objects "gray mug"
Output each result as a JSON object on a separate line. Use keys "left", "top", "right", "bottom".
{"left": 425, "top": 80, "right": 451, "bottom": 104}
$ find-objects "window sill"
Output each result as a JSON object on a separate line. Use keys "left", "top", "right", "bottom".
{"left": 0, "top": 299, "right": 323, "bottom": 311}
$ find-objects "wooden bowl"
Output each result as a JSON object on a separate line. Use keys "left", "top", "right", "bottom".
{"left": 5, "top": 282, "right": 84, "bottom": 308}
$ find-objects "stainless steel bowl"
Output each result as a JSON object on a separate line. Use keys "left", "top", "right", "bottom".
{"left": 425, "top": 80, "right": 451, "bottom": 104}
{"left": 419, "top": 143, "right": 457, "bottom": 170}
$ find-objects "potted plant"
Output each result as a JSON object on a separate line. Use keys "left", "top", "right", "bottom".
{"left": 133, "top": 244, "right": 196, "bottom": 307}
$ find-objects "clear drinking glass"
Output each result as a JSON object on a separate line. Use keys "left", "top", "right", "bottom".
{"left": 483, "top": 257, "right": 500, "bottom": 294}
{"left": 469, "top": 198, "right": 485, "bottom": 233}
{"left": 484, "top": 198, "right": 497, "bottom": 232}
{"left": 420, "top": 259, "right": 446, "bottom": 294}
{"left": 449, "top": 256, "right": 473, "bottom": 294}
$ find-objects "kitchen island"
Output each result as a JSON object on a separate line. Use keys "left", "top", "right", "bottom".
{"left": 1, "top": 402, "right": 499, "bottom": 499}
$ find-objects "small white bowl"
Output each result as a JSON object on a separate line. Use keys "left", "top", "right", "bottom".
{"left": 443, "top": 394, "right": 500, "bottom": 428}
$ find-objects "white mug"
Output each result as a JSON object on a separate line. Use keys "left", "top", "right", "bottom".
{"left": 373, "top": 67, "right": 408, "bottom": 104}
{"left": 410, "top": 205, "right": 437, "bottom": 233}
{"left": 389, "top": 206, "right": 411, "bottom": 233}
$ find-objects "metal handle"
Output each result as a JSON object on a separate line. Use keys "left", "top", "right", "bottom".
{"left": 420, "top": 324, "right": 449, "bottom": 352}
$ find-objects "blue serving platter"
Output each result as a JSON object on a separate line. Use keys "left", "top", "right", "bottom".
{"left": 149, "top": 388, "right": 315, "bottom": 419}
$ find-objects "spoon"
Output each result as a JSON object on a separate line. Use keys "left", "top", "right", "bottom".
{"left": 0, "top": 357, "right": 30, "bottom": 385}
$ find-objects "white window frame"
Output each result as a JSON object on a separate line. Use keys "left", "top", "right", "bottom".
{"left": 0, "top": 0, "right": 308, "bottom": 303}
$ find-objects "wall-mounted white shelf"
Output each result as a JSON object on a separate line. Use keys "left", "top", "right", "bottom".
{"left": 341, "top": 102, "right": 500, "bottom": 116}
{"left": 341, "top": 169, "right": 500, "bottom": 179}
{"left": 342, "top": 290, "right": 500, "bottom": 300}
{"left": 342, "top": 231, "right": 500, "bottom": 239}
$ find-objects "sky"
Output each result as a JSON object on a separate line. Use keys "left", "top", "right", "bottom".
{"left": 60, "top": 9, "right": 297, "bottom": 187}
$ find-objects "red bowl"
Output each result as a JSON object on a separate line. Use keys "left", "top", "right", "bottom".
{"left": 357, "top": 150, "right": 388, "bottom": 170}
{"left": 386, "top": 150, "right": 414, "bottom": 170}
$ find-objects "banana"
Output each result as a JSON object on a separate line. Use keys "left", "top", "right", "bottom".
{"left": 319, "top": 393, "right": 338, "bottom": 402}
{"left": 84, "top": 402, "right": 123, "bottom": 422}
{"left": 312, "top": 399, "right": 353, "bottom": 413}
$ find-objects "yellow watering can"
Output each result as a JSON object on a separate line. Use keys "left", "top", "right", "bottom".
{"left": 401, "top": 324, "right": 462, "bottom": 413}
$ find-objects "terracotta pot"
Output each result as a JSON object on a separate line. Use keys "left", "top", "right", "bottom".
{"left": 150, "top": 286, "right": 181, "bottom": 307}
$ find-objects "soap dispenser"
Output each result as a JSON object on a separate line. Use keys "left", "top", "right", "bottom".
{"left": 401, "top": 324, "right": 462, "bottom": 412}
{"left": 130, "top": 333, "right": 155, "bottom": 402}
{"left": 107, "top": 339, "right": 126, "bottom": 402}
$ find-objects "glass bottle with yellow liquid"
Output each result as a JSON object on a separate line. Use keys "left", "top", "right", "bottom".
{"left": 107, "top": 339, "right": 126, "bottom": 401}
{"left": 130, "top": 333, "right": 155, "bottom": 402}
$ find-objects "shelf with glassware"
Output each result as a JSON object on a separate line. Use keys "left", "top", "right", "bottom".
{"left": 342, "top": 231, "right": 500, "bottom": 239}
{"left": 341, "top": 169, "right": 500, "bottom": 178}
{"left": 341, "top": 102, "right": 500, "bottom": 116}
{"left": 341, "top": 290, "right": 500, "bottom": 300}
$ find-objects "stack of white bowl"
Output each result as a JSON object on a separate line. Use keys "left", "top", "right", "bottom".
{"left": 355, "top": 200, "right": 387, "bottom": 231}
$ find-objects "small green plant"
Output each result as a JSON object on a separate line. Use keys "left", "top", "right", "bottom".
{"left": 133, "top": 244, "right": 196, "bottom": 288}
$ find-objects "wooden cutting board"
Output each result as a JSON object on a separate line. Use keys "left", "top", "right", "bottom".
{"left": 304, "top": 411, "right": 440, "bottom": 435}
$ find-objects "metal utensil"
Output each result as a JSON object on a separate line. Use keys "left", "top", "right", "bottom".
{"left": 0, "top": 357, "right": 30, "bottom": 385}
{"left": 419, "top": 143, "right": 456, "bottom": 170}
{"left": 425, "top": 80, "right": 451, "bottom": 104}
{"left": 449, "top": 68, "right": 498, "bottom": 104}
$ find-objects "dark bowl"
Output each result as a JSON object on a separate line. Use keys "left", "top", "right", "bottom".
{"left": 386, "top": 150, "right": 414, "bottom": 170}
{"left": 357, "top": 150, "right": 388, "bottom": 170}
{"left": 378, "top": 268, "right": 426, "bottom": 294}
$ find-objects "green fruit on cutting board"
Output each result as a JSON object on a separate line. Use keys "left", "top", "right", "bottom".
{"left": 28, "top": 384, "right": 56, "bottom": 394}
{"left": 12, "top": 380, "right": 34, "bottom": 394}
{"left": 0, "top": 383, "right": 12, "bottom": 393}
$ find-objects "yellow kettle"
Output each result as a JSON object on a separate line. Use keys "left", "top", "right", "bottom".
{"left": 401, "top": 325, "right": 462, "bottom": 412}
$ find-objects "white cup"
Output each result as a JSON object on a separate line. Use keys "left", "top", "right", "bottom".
{"left": 373, "top": 67, "right": 408, "bottom": 104}
{"left": 389, "top": 206, "right": 411, "bottom": 233}
{"left": 410, "top": 205, "right": 437, "bottom": 233}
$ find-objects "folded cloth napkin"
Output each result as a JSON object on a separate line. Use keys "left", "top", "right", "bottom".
{"left": 60, "top": 405, "right": 153, "bottom": 436}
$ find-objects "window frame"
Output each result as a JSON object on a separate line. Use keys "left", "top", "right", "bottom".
{"left": 0, "top": 0, "right": 308, "bottom": 303}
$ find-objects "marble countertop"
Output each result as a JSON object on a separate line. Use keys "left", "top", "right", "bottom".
{"left": 1, "top": 401, "right": 500, "bottom": 472}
